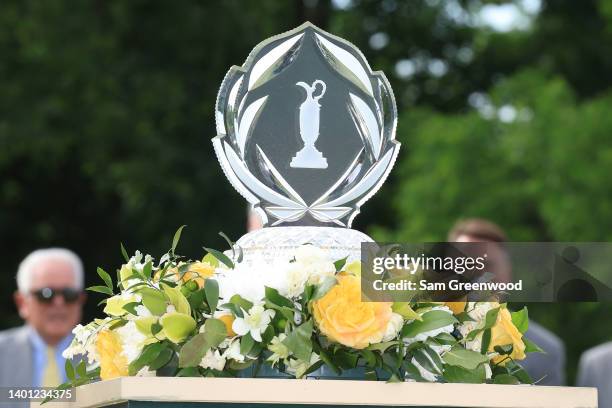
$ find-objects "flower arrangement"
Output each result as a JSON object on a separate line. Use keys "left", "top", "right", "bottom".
{"left": 61, "top": 228, "right": 542, "bottom": 389}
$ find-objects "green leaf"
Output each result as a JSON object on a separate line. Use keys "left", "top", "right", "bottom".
{"left": 481, "top": 328, "right": 492, "bottom": 354}
{"left": 179, "top": 333, "right": 209, "bottom": 368}
{"left": 311, "top": 276, "right": 338, "bottom": 301}
{"left": 87, "top": 285, "right": 113, "bottom": 296}
{"left": 218, "top": 231, "right": 235, "bottom": 256}
{"left": 148, "top": 348, "right": 174, "bottom": 371}
{"left": 360, "top": 349, "right": 377, "bottom": 368}
{"left": 413, "top": 345, "right": 443, "bottom": 375}
{"left": 122, "top": 302, "right": 140, "bottom": 316}
{"left": 455, "top": 311, "right": 475, "bottom": 323}
{"left": 431, "top": 332, "right": 457, "bottom": 346}
{"left": 484, "top": 307, "right": 501, "bottom": 329}
{"left": 334, "top": 350, "right": 359, "bottom": 369}
{"left": 176, "top": 367, "right": 200, "bottom": 377}
{"left": 282, "top": 319, "right": 314, "bottom": 362}
{"left": 220, "top": 302, "right": 243, "bottom": 318}
{"left": 443, "top": 364, "right": 486, "bottom": 383}
{"left": 505, "top": 361, "right": 533, "bottom": 384}
{"left": 392, "top": 302, "right": 422, "bottom": 320}
{"left": 120, "top": 242, "right": 129, "bottom": 262}
{"left": 162, "top": 284, "right": 191, "bottom": 315}
{"left": 334, "top": 256, "right": 348, "bottom": 272}
{"left": 172, "top": 225, "right": 187, "bottom": 253}
{"left": 401, "top": 310, "right": 457, "bottom": 338}
{"left": 442, "top": 347, "right": 489, "bottom": 370}
{"left": 188, "top": 288, "right": 206, "bottom": 312}
{"left": 76, "top": 360, "right": 87, "bottom": 378}
{"left": 203, "top": 247, "right": 234, "bottom": 269}
{"left": 523, "top": 336, "right": 544, "bottom": 353}
{"left": 494, "top": 344, "right": 514, "bottom": 355}
{"left": 493, "top": 373, "right": 520, "bottom": 384}
{"left": 202, "top": 253, "right": 219, "bottom": 267}
{"left": 511, "top": 307, "right": 529, "bottom": 334}
{"left": 202, "top": 318, "right": 227, "bottom": 349}
{"left": 466, "top": 307, "right": 500, "bottom": 341}
{"left": 142, "top": 261, "right": 153, "bottom": 279}
{"left": 265, "top": 286, "right": 294, "bottom": 308}
{"left": 317, "top": 348, "right": 341, "bottom": 375}
{"left": 65, "top": 360, "right": 75, "bottom": 381}
{"left": 97, "top": 267, "right": 113, "bottom": 290}
{"left": 129, "top": 342, "right": 165, "bottom": 375}
{"left": 366, "top": 341, "right": 399, "bottom": 352}
{"left": 229, "top": 294, "right": 253, "bottom": 312}
{"left": 203, "top": 279, "right": 219, "bottom": 312}
{"left": 139, "top": 287, "right": 168, "bottom": 316}
{"left": 240, "top": 333, "right": 255, "bottom": 355}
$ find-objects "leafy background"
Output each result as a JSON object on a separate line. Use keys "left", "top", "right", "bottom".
{"left": 1, "top": 0, "right": 611, "bottom": 385}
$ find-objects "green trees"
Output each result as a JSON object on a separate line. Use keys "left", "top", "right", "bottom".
{"left": 1, "top": 0, "right": 611, "bottom": 383}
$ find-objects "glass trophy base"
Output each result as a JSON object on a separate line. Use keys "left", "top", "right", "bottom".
{"left": 290, "top": 146, "right": 328, "bottom": 169}
{"left": 235, "top": 226, "right": 373, "bottom": 265}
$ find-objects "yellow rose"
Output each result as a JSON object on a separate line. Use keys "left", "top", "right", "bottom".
{"left": 312, "top": 274, "right": 392, "bottom": 349}
{"left": 176, "top": 261, "right": 215, "bottom": 289}
{"left": 217, "top": 313, "right": 236, "bottom": 337}
{"left": 445, "top": 300, "right": 467, "bottom": 315}
{"left": 489, "top": 308, "right": 526, "bottom": 364}
{"left": 96, "top": 330, "right": 128, "bottom": 380}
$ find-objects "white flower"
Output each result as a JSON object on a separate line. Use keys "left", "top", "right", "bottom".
{"left": 135, "top": 367, "right": 156, "bottom": 377}
{"left": 222, "top": 339, "right": 245, "bottom": 363}
{"left": 199, "top": 349, "right": 226, "bottom": 371}
{"left": 381, "top": 313, "right": 404, "bottom": 342}
{"left": 283, "top": 263, "right": 310, "bottom": 298}
{"left": 294, "top": 245, "right": 336, "bottom": 285}
{"left": 267, "top": 334, "right": 291, "bottom": 366}
{"left": 62, "top": 321, "right": 105, "bottom": 364}
{"left": 232, "top": 304, "right": 275, "bottom": 342}
{"left": 115, "top": 321, "right": 149, "bottom": 363}
{"left": 128, "top": 251, "right": 154, "bottom": 272}
{"left": 294, "top": 245, "right": 328, "bottom": 264}
{"left": 459, "top": 302, "right": 498, "bottom": 352}
{"left": 216, "top": 260, "right": 284, "bottom": 303}
{"left": 135, "top": 305, "right": 152, "bottom": 317}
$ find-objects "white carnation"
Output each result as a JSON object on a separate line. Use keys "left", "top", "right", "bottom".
{"left": 115, "top": 321, "right": 149, "bottom": 363}
{"left": 199, "top": 349, "right": 226, "bottom": 371}
{"left": 381, "top": 313, "right": 404, "bottom": 342}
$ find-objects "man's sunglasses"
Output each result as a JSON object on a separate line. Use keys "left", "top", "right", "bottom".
{"left": 31, "top": 287, "right": 81, "bottom": 303}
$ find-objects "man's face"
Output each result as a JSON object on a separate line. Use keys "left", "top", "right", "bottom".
{"left": 454, "top": 234, "right": 512, "bottom": 283}
{"left": 14, "top": 258, "right": 85, "bottom": 344}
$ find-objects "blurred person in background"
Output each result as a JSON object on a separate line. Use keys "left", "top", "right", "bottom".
{"left": 247, "top": 207, "right": 263, "bottom": 232}
{"left": 577, "top": 340, "right": 612, "bottom": 408}
{"left": 448, "top": 218, "right": 566, "bottom": 386}
{"left": 0, "top": 248, "right": 85, "bottom": 388}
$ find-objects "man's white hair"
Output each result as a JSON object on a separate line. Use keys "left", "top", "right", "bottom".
{"left": 17, "top": 248, "right": 84, "bottom": 294}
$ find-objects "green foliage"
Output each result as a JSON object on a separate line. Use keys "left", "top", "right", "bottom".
{"left": 2, "top": 0, "right": 612, "bottom": 386}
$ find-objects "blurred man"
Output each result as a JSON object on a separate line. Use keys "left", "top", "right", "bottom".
{"left": 448, "top": 218, "right": 566, "bottom": 385}
{"left": 247, "top": 207, "right": 263, "bottom": 231}
{"left": 0, "top": 248, "right": 86, "bottom": 388}
{"left": 577, "top": 343, "right": 612, "bottom": 408}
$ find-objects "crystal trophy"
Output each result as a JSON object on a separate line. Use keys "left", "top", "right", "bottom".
{"left": 213, "top": 22, "right": 400, "bottom": 262}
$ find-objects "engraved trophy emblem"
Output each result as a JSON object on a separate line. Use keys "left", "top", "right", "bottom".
{"left": 213, "top": 22, "right": 400, "bottom": 229}
{"left": 291, "top": 80, "right": 328, "bottom": 169}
